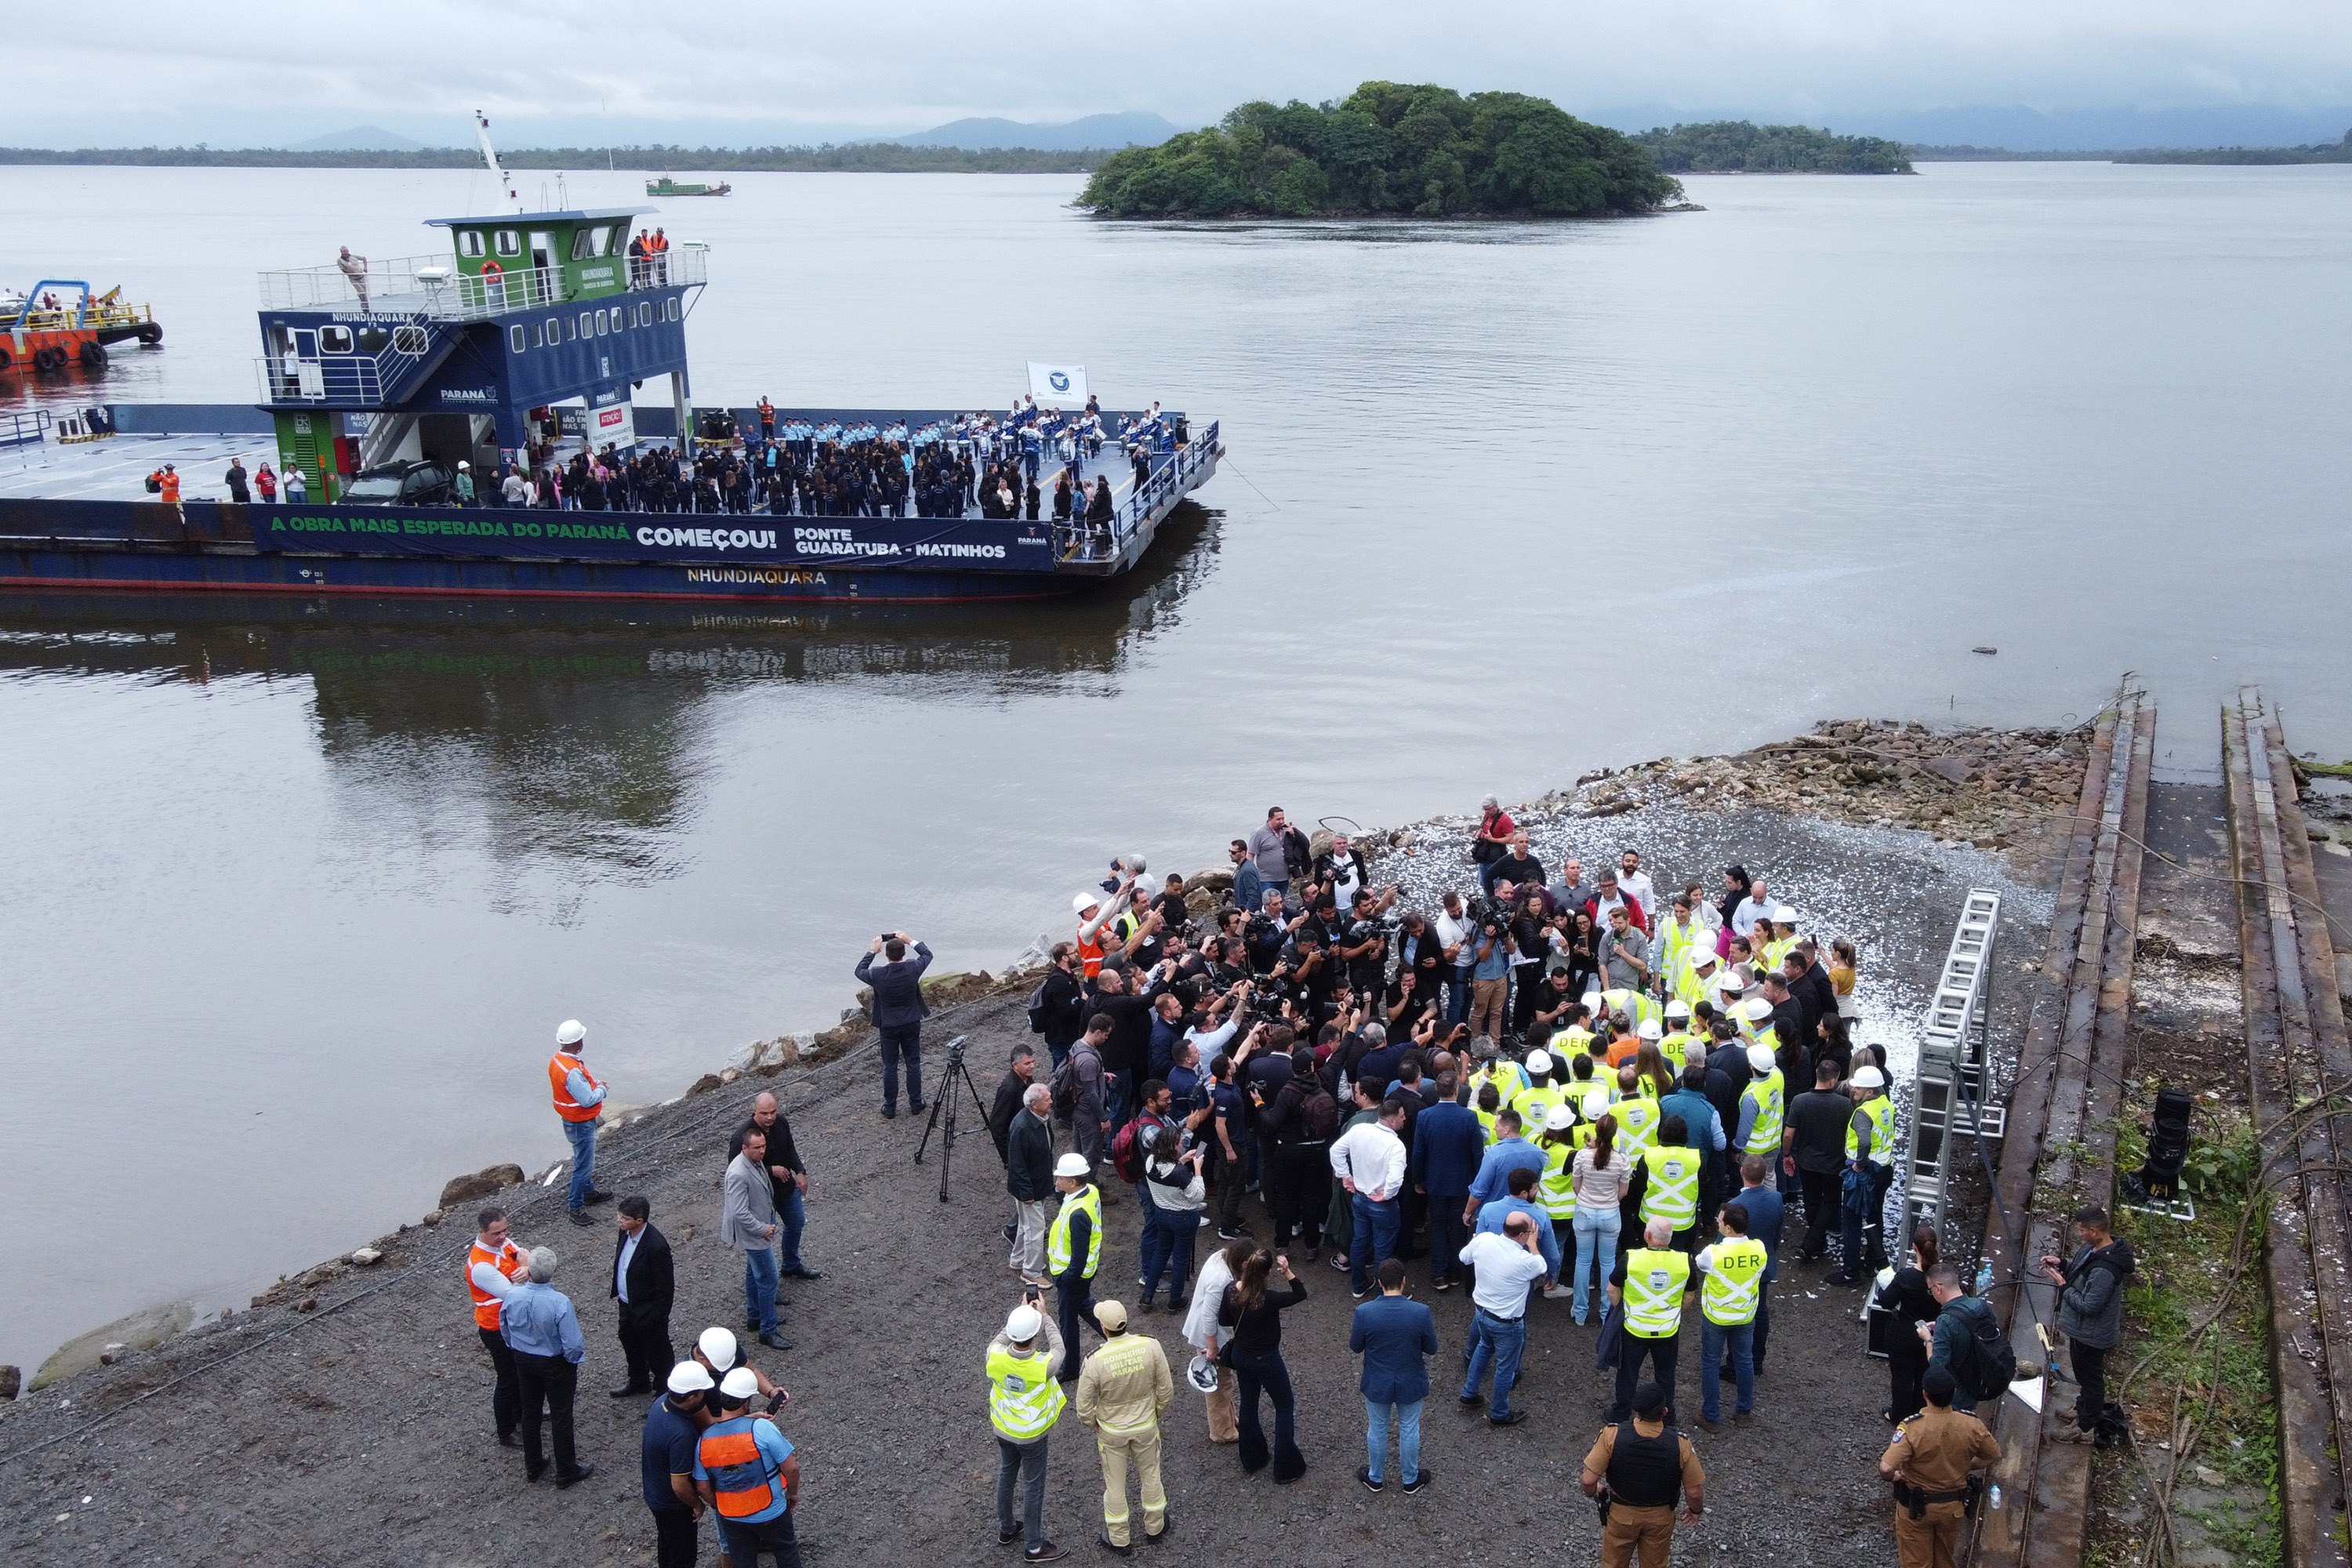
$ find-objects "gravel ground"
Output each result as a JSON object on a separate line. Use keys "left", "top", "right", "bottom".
{"left": 0, "top": 798, "right": 2057, "bottom": 1567}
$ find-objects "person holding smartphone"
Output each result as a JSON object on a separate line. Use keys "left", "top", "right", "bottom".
{"left": 1217, "top": 1249, "right": 1310, "bottom": 1482}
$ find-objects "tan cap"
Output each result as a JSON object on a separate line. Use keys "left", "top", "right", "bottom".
{"left": 1094, "top": 1299, "right": 1129, "bottom": 1331}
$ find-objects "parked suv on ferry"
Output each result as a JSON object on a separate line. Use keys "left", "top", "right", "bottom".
{"left": 345, "top": 459, "right": 456, "bottom": 506}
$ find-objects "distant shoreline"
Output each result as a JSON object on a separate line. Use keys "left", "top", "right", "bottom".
{"left": 0, "top": 143, "right": 1110, "bottom": 173}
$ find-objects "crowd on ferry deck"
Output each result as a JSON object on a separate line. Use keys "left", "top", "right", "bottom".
{"left": 487, "top": 395, "right": 1179, "bottom": 525}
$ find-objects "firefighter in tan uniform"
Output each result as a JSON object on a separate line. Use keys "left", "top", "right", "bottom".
{"left": 1075, "top": 1298, "right": 1171, "bottom": 1554}
{"left": 1878, "top": 1365, "right": 2002, "bottom": 1568}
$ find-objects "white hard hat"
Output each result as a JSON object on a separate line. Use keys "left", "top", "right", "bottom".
{"left": 1773, "top": 905, "right": 1798, "bottom": 924}
{"left": 1581, "top": 992, "right": 1603, "bottom": 1007}
{"left": 1691, "top": 950, "right": 1719, "bottom": 967}
{"left": 457, "top": 460, "right": 470, "bottom": 470}
{"left": 555, "top": 1018, "right": 586, "bottom": 1046}
{"left": 1582, "top": 1091, "right": 1612, "bottom": 1120}
{"left": 1853, "top": 1065, "right": 1887, "bottom": 1089}
{"left": 1185, "top": 1353, "right": 1221, "bottom": 1394}
{"left": 719, "top": 1367, "right": 759, "bottom": 1401}
{"left": 666, "top": 1359, "right": 714, "bottom": 1395}
{"left": 1637, "top": 1020, "right": 1662, "bottom": 1041}
{"left": 1005, "top": 1305, "right": 1044, "bottom": 1341}
{"left": 698, "top": 1326, "right": 739, "bottom": 1370}
{"left": 1525, "top": 1049, "right": 1553, "bottom": 1075}
{"left": 1545, "top": 1103, "right": 1577, "bottom": 1132}
{"left": 1054, "top": 1152, "right": 1092, "bottom": 1178}
{"left": 1743, "top": 996, "right": 1773, "bottom": 1022}
{"left": 1748, "top": 1044, "right": 1776, "bottom": 1073}
{"left": 1664, "top": 1000, "right": 1690, "bottom": 1018}
{"left": 1073, "top": 892, "right": 1099, "bottom": 913}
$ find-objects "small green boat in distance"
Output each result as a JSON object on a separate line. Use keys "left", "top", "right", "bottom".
{"left": 645, "top": 176, "right": 732, "bottom": 198}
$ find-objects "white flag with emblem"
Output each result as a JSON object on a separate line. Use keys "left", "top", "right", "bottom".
{"left": 1025, "top": 361, "right": 1090, "bottom": 408}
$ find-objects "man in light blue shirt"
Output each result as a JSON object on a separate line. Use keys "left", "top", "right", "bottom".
{"left": 500, "top": 1247, "right": 593, "bottom": 1486}
{"left": 1473, "top": 1165, "right": 1562, "bottom": 1284}
{"left": 695, "top": 1368, "right": 802, "bottom": 1563}
{"left": 1464, "top": 1109, "right": 1541, "bottom": 1225}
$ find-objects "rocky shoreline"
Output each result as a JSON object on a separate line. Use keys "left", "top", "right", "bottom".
{"left": 3, "top": 715, "right": 2085, "bottom": 1402}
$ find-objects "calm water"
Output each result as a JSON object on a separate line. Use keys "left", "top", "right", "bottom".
{"left": 2, "top": 162, "right": 2347, "bottom": 1373}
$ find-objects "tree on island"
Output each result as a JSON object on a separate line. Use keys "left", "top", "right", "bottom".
{"left": 1632, "top": 122, "right": 1915, "bottom": 174}
{"left": 1077, "top": 82, "right": 1682, "bottom": 218}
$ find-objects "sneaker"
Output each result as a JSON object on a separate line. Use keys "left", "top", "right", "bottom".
{"left": 1541, "top": 1284, "right": 1572, "bottom": 1300}
{"left": 1402, "top": 1469, "right": 1431, "bottom": 1494}
{"left": 1352, "top": 1283, "right": 1376, "bottom": 1300}
{"left": 1197, "top": 1215, "right": 1212, "bottom": 1228}
{"left": 1000, "top": 1526, "right": 1024, "bottom": 1545}
{"left": 1216, "top": 1225, "right": 1251, "bottom": 1242}
{"left": 1002, "top": 1222, "right": 1019, "bottom": 1242}
{"left": 1488, "top": 1410, "right": 1527, "bottom": 1428}
{"left": 1025, "top": 1544, "right": 1066, "bottom": 1563}
{"left": 1432, "top": 1276, "right": 1454, "bottom": 1293}
{"left": 1358, "top": 1465, "right": 1385, "bottom": 1493}
{"left": 1138, "top": 1294, "right": 1155, "bottom": 1312}
{"left": 1330, "top": 1253, "right": 1352, "bottom": 1272}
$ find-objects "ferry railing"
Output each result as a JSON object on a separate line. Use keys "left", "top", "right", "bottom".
{"left": 256, "top": 249, "right": 705, "bottom": 322}
{"left": 254, "top": 310, "right": 438, "bottom": 405}
{"left": 1115, "top": 422, "right": 1218, "bottom": 539}
{"left": 0, "top": 408, "right": 52, "bottom": 452}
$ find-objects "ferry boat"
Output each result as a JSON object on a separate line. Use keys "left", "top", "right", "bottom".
{"left": 0, "top": 157, "right": 1218, "bottom": 604}
{"left": 645, "top": 176, "right": 731, "bottom": 198}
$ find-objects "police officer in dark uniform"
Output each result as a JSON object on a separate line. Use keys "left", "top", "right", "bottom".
{"left": 1579, "top": 1380, "right": 1704, "bottom": 1568}
{"left": 1878, "top": 1366, "right": 2002, "bottom": 1568}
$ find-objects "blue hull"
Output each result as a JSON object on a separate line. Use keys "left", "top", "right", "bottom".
{"left": 0, "top": 541, "right": 1076, "bottom": 603}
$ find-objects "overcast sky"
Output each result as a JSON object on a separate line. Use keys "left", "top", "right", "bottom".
{"left": 14, "top": 0, "right": 2351, "bottom": 149}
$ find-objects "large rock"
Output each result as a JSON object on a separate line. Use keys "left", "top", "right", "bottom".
{"left": 31, "top": 1301, "right": 194, "bottom": 1389}
{"left": 1189, "top": 866, "right": 1235, "bottom": 893}
{"left": 0, "top": 1364, "right": 20, "bottom": 1400}
{"left": 436, "top": 1163, "right": 528, "bottom": 1210}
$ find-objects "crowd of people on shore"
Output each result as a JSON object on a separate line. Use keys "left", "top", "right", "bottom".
{"left": 960, "top": 801, "right": 2107, "bottom": 1565}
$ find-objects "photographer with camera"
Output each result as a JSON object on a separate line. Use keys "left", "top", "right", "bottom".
{"left": 855, "top": 931, "right": 932, "bottom": 1120}
{"left": 1581, "top": 1380, "right": 1704, "bottom": 1568}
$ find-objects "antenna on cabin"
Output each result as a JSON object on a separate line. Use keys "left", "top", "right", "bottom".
{"left": 475, "top": 111, "right": 521, "bottom": 210}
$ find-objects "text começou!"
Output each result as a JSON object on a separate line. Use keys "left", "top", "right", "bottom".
{"left": 630, "top": 526, "right": 1004, "bottom": 560}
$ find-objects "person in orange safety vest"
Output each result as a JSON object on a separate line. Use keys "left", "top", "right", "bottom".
{"left": 551, "top": 1018, "right": 611, "bottom": 1225}
{"left": 467, "top": 1204, "right": 532, "bottom": 1448}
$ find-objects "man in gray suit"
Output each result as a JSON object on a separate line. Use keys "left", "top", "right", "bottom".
{"left": 856, "top": 930, "right": 933, "bottom": 1119}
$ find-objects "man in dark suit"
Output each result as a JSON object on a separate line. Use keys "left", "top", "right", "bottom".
{"left": 855, "top": 930, "right": 932, "bottom": 1118}
{"left": 1350, "top": 1258, "right": 1439, "bottom": 1492}
{"left": 609, "top": 1196, "right": 674, "bottom": 1397}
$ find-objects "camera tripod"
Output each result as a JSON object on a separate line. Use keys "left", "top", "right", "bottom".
{"left": 913, "top": 1034, "right": 994, "bottom": 1202}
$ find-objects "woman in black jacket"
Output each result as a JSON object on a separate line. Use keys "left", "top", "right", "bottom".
{"left": 1218, "top": 1248, "right": 1309, "bottom": 1481}
{"left": 1882, "top": 1225, "right": 1941, "bottom": 1423}
{"left": 1562, "top": 910, "right": 1602, "bottom": 1000}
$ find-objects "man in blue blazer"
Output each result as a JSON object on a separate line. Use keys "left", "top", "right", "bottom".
{"left": 855, "top": 930, "right": 932, "bottom": 1118}
{"left": 1350, "top": 1258, "right": 1439, "bottom": 1492}
{"left": 1410, "top": 1072, "right": 1487, "bottom": 1293}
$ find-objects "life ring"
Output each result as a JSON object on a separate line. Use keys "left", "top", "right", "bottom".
{"left": 480, "top": 260, "right": 503, "bottom": 278}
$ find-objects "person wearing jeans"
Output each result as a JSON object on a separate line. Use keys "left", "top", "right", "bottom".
{"left": 723, "top": 1127, "right": 787, "bottom": 1349}
{"left": 1458, "top": 1218, "right": 1548, "bottom": 1425}
{"left": 1330, "top": 1095, "right": 1410, "bottom": 1297}
{"left": 549, "top": 1019, "right": 610, "bottom": 1225}
{"left": 1350, "top": 1258, "right": 1436, "bottom": 1490}
{"left": 855, "top": 933, "right": 932, "bottom": 1118}
{"left": 1570, "top": 1114, "right": 1633, "bottom": 1324}
{"left": 988, "top": 1301, "right": 1066, "bottom": 1561}
{"left": 1139, "top": 1143, "right": 1206, "bottom": 1310}
{"left": 1694, "top": 1203, "right": 1769, "bottom": 1428}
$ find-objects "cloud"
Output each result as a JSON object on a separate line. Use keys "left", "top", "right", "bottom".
{"left": 8, "top": 0, "right": 2350, "bottom": 148}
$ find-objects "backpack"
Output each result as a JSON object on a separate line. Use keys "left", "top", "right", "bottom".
{"left": 1298, "top": 1084, "right": 1340, "bottom": 1142}
{"left": 1026, "top": 978, "right": 1052, "bottom": 1035}
{"left": 1955, "top": 1297, "right": 2016, "bottom": 1401}
{"left": 1049, "top": 1047, "right": 1081, "bottom": 1122}
{"left": 1109, "top": 1119, "right": 1148, "bottom": 1183}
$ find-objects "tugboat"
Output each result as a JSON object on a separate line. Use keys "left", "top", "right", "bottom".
{"left": 2, "top": 282, "right": 163, "bottom": 372}
{"left": 645, "top": 176, "right": 732, "bottom": 198}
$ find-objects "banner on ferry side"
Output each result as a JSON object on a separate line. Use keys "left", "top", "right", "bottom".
{"left": 247, "top": 507, "right": 1057, "bottom": 572}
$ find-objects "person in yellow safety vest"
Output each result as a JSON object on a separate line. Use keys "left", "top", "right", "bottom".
{"left": 549, "top": 1018, "right": 610, "bottom": 1225}
{"left": 1675, "top": 950, "right": 1721, "bottom": 1013}
{"left": 1763, "top": 906, "right": 1801, "bottom": 972}
{"left": 1047, "top": 1154, "right": 1105, "bottom": 1380}
{"left": 1508, "top": 1049, "right": 1567, "bottom": 1138}
{"left": 1612, "top": 1062, "right": 1662, "bottom": 1152}
{"left": 1632, "top": 1116, "right": 1704, "bottom": 1249}
{"left": 1694, "top": 1203, "right": 1771, "bottom": 1430}
{"left": 1835, "top": 1065, "right": 1900, "bottom": 1285}
{"left": 989, "top": 1298, "right": 1069, "bottom": 1560}
{"left": 1572, "top": 1089, "right": 1613, "bottom": 1151}
{"left": 1471, "top": 1080, "right": 1502, "bottom": 1142}
{"left": 1076, "top": 1298, "right": 1172, "bottom": 1553}
{"left": 1660, "top": 1002, "right": 1704, "bottom": 1074}
{"left": 1656, "top": 895, "right": 1708, "bottom": 993}
{"left": 1736, "top": 1044, "right": 1785, "bottom": 1163}
{"left": 1534, "top": 1102, "right": 1582, "bottom": 1276}
{"left": 1607, "top": 1217, "right": 1696, "bottom": 1424}
{"left": 694, "top": 1367, "right": 802, "bottom": 1558}
{"left": 1472, "top": 1047, "right": 1529, "bottom": 1110}
{"left": 1738, "top": 995, "right": 1780, "bottom": 1060}
{"left": 1600, "top": 985, "right": 1659, "bottom": 1033}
